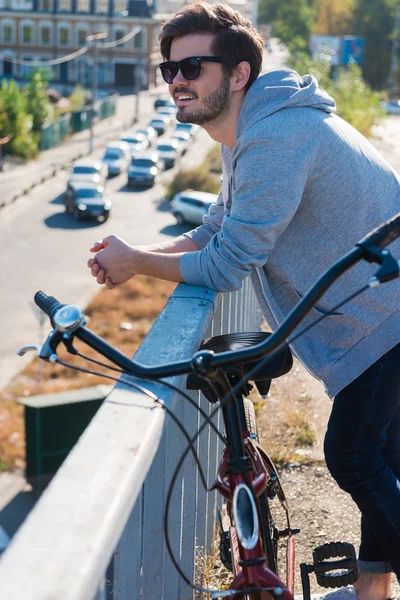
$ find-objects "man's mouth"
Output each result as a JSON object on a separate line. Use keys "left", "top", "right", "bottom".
{"left": 174, "top": 93, "right": 197, "bottom": 107}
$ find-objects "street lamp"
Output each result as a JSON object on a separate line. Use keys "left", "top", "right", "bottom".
{"left": 86, "top": 31, "right": 108, "bottom": 154}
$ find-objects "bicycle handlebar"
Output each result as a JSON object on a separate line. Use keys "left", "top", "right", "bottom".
{"left": 34, "top": 212, "right": 400, "bottom": 378}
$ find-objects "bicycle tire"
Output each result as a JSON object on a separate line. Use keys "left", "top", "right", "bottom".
{"left": 243, "top": 399, "right": 279, "bottom": 576}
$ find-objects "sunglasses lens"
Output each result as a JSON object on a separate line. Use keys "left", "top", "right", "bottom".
{"left": 160, "top": 62, "right": 178, "bottom": 84}
{"left": 181, "top": 58, "right": 200, "bottom": 80}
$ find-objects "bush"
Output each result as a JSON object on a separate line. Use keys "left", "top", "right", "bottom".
{"left": 166, "top": 165, "right": 220, "bottom": 200}
{"left": 287, "top": 54, "right": 384, "bottom": 137}
{"left": 205, "top": 144, "right": 222, "bottom": 173}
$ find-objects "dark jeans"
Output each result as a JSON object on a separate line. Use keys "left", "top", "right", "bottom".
{"left": 324, "top": 342, "right": 400, "bottom": 577}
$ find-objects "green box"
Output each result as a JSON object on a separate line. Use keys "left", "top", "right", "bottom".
{"left": 19, "top": 385, "right": 112, "bottom": 485}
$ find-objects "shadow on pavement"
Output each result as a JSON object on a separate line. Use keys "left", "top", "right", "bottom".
{"left": 44, "top": 212, "right": 104, "bottom": 229}
{"left": 159, "top": 223, "right": 189, "bottom": 236}
{"left": 49, "top": 193, "right": 65, "bottom": 205}
{"left": 153, "top": 197, "right": 172, "bottom": 212}
{"left": 118, "top": 184, "right": 148, "bottom": 193}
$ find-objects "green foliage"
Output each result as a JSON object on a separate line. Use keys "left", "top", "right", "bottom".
{"left": 205, "top": 143, "right": 222, "bottom": 173}
{"left": 24, "top": 69, "right": 54, "bottom": 132}
{"left": 166, "top": 165, "right": 220, "bottom": 200}
{"left": 352, "top": 0, "right": 396, "bottom": 90}
{"left": 314, "top": 0, "right": 355, "bottom": 35}
{"left": 288, "top": 54, "right": 384, "bottom": 137}
{"left": 68, "top": 85, "right": 88, "bottom": 112}
{"left": 0, "top": 78, "right": 39, "bottom": 158}
{"left": 259, "top": 0, "right": 318, "bottom": 53}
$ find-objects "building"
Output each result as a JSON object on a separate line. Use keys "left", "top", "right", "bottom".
{"left": 0, "top": 0, "right": 162, "bottom": 90}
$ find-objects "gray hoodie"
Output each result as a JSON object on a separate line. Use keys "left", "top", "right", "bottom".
{"left": 180, "top": 68, "right": 400, "bottom": 397}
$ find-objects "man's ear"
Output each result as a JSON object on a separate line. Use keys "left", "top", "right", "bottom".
{"left": 231, "top": 61, "right": 251, "bottom": 92}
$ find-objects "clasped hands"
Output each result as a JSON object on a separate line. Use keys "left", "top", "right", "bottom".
{"left": 87, "top": 234, "right": 140, "bottom": 290}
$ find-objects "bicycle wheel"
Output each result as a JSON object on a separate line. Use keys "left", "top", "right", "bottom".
{"left": 243, "top": 399, "right": 279, "bottom": 576}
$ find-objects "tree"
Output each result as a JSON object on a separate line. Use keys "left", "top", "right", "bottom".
{"left": 258, "top": 0, "right": 318, "bottom": 53}
{"left": 314, "top": 0, "right": 355, "bottom": 35}
{"left": 0, "top": 79, "right": 38, "bottom": 159}
{"left": 24, "top": 69, "right": 53, "bottom": 132}
{"left": 352, "top": 0, "right": 396, "bottom": 89}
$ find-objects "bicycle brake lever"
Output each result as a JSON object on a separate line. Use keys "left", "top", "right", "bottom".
{"left": 17, "top": 344, "right": 42, "bottom": 357}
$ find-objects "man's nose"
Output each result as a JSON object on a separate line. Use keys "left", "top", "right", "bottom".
{"left": 172, "top": 69, "right": 189, "bottom": 85}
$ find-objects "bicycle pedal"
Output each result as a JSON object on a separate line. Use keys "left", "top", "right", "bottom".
{"left": 300, "top": 542, "right": 359, "bottom": 600}
{"left": 313, "top": 542, "right": 359, "bottom": 588}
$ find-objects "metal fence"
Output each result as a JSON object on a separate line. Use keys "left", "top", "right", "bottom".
{"left": 0, "top": 280, "right": 263, "bottom": 600}
{"left": 40, "top": 94, "right": 118, "bottom": 150}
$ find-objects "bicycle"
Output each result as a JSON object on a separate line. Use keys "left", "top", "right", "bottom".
{"left": 19, "top": 213, "right": 400, "bottom": 599}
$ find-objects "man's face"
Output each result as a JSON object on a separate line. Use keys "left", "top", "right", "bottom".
{"left": 168, "top": 33, "right": 232, "bottom": 126}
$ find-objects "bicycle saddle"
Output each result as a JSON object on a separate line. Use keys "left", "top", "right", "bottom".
{"left": 187, "top": 332, "right": 293, "bottom": 402}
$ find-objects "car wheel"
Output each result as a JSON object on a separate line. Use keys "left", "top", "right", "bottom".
{"left": 175, "top": 212, "right": 185, "bottom": 225}
{"left": 73, "top": 207, "right": 81, "bottom": 220}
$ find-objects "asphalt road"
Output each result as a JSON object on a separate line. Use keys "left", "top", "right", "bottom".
{"left": 0, "top": 127, "right": 216, "bottom": 390}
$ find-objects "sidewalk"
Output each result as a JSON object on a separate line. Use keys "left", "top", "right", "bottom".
{"left": 0, "top": 84, "right": 166, "bottom": 211}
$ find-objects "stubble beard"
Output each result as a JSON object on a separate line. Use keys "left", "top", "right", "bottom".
{"left": 176, "top": 74, "right": 231, "bottom": 126}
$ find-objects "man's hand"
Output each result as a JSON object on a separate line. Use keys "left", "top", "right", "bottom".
{"left": 88, "top": 235, "right": 137, "bottom": 289}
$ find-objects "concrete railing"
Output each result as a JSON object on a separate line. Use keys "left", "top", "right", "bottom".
{"left": 0, "top": 280, "right": 263, "bottom": 600}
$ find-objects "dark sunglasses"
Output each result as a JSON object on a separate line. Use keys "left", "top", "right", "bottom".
{"left": 159, "top": 56, "right": 224, "bottom": 84}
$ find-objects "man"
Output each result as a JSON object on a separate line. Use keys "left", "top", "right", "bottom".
{"left": 88, "top": 3, "right": 400, "bottom": 597}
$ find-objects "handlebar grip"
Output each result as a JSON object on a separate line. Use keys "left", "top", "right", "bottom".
{"left": 34, "top": 291, "right": 64, "bottom": 319}
{"left": 359, "top": 212, "right": 400, "bottom": 250}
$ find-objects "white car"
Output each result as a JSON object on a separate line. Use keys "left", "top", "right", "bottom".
{"left": 156, "top": 138, "right": 181, "bottom": 169}
{"left": 175, "top": 122, "right": 200, "bottom": 138}
{"left": 68, "top": 159, "right": 108, "bottom": 186}
{"left": 120, "top": 132, "right": 150, "bottom": 157}
{"left": 136, "top": 126, "right": 157, "bottom": 146}
{"left": 102, "top": 141, "right": 131, "bottom": 176}
{"left": 170, "top": 190, "right": 218, "bottom": 225}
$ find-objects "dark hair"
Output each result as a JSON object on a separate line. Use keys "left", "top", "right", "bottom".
{"left": 159, "top": 2, "right": 264, "bottom": 90}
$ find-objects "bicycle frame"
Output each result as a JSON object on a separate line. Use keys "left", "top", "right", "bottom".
{"left": 213, "top": 371, "right": 295, "bottom": 599}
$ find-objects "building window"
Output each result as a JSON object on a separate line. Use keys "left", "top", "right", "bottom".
{"left": 114, "top": 29, "right": 125, "bottom": 47}
{"left": 114, "top": 0, "right": 125, "bottom": 14}
{"left": 97, "top": 0, "right": 107, "bottom": 12}
{"left": 77, "top": 0, "right": 90, "bottom": 10}
{"left": 59, "top": 27, "right": 69, "bottom": 45}
{"left": 40, "top": 0, "right": 52, "bottom": 10}
{"left": 3, "top": 24, "right": 12, "bottom": 43}
{"left": 133, "top": 28, "right": 143, "bottom": 50}
{"left": 41, "top": 26, "right": 51, "bottom": 44}
{"left": 59, "top": 0, "right": 71, "bottom": 10}
{"left": 77, "top": 28, "right": 88, "bottom": 44}
{"left": 22, "top": 26, "right": 33, "bottom": 44}
{"left": 5, "top": 0, "right": 12, "bottom": 7}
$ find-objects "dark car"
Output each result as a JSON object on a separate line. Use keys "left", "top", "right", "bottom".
{"left": 127, "top": 152, "right": 164, "bottom": 188}
{"left": 64, "top": 181, "right": 111, "bottom": 221}
{"left": 154, "top": 97, "right": 175, "bottom": 109}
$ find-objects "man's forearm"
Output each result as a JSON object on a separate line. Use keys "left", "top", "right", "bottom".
{"left": 135, "top": 249, "right": 185, "bottom": 283}
{"left": 136, "top": 235, "right": 199, "bottom": 254}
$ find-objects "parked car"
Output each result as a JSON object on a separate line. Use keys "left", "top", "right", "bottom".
{"left": 136, "top": 126, "right": 157, "bottom": 146}
{"left": 68, "top": 159, "right": 108, "bottom": 186}
{"left": 102, "top": 141, "right": 131, "bottom": 176}
{"left": 127, "top": 152, "right": 164, "bottom": 188}
{"left": 120, "top": 132, "right": 150, "bottom": 157}
{"left": 170, "top": 129, "right": 191, "bottom": 154}
{"left": 175, "top": 122, "right": 200, "bottom": 138}
{"left": 170, "top": 190, "right": 218, "bottom": 225}
{"left": 156, "top": 138, "right": 181, "bottom": 169}
{"left": 148, "top": 115, "right": 171, "bottom": 136}
{"left": 381, "top": 99, "right": 400, "bottom": 115}
{"left": 156, "top": 106, "right": 176, "bottom": 118}
{"left": 154, "top": 97, "right": 175, "bottom": 109}
{"left": 64, "top": 181, "right": 111, "bottom": 221}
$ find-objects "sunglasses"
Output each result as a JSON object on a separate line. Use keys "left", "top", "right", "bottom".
{"left": 159, "top": 56, "right": 224, "bottom": 84}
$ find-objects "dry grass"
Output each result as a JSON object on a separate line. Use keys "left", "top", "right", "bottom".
{"left": 0, "top": 275, "right": 176, "bottom": 472}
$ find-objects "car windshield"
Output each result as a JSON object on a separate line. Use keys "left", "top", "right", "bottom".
{"left": 73, "top": 166, "right": 97, "bottom": 174}
{"left": 157, "top": 144, "right": 176, "bottom": 152}
{"left": 122, "top": 137, "right": 141, "bottom": 144}
{"left": 132, "top": 158, "right": 156, "bottom": 168}
{"left": 76, "top": 188, "right": 103, "bottom": 198}
{"left": 104, "top": 149, "right": 123, "bottom": 159}
{"left": 176, "top": 123, "right": 191, "bottom": 130}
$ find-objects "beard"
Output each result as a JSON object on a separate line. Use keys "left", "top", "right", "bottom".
{"left": 176, "top": 73, "right": 231, "bottom": 125}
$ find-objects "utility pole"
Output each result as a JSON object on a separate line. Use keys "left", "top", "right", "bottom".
{"left": 388, "top": 3, "right": 400, "bottom": 95}
{"left": 86, "top": 32, "right": 107, "bottom": 154}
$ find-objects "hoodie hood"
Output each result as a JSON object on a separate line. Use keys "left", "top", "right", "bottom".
{"left": 237, "top": 68, "right": 336, "bottom": 138}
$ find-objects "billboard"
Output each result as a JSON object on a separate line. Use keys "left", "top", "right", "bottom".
{"left": 309, "top": 35, "right": 342, "bottom": 67}
{"left": 341, "top": 36, "right": 364, "bottom": 66}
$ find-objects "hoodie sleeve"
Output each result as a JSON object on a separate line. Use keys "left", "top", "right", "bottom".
{"left": 179, "top": 137, "right": 311, "bottom": 291}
